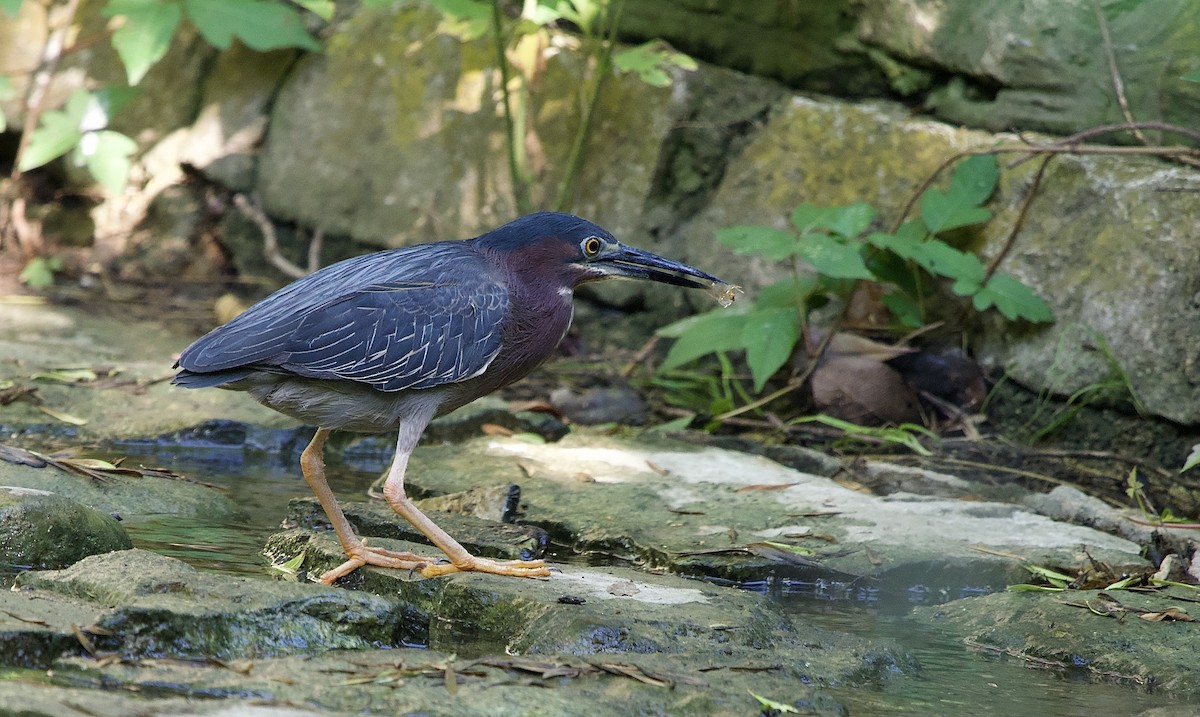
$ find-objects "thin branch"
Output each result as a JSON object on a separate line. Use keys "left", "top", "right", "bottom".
{"left": 491, "top": 0, "right": 530, "bottom": 215}
{"left": 980, "top": 153, "right": 1051, "bottom": 286}
{"left": 1090, "top": 0, "right": 1148, "bottom": 145}
{"left": 551, "top": 0, "right": 625, "bottom": 212}
{"left": 233, "top": 194, "right": 310, "bottom": 279}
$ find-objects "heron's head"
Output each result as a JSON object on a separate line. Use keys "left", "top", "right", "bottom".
{"left": 473, "top": 211, "right": 726, "bottom": 292}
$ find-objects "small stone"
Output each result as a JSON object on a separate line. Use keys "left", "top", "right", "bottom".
{"left": 0, "top": 487, "right": 132, "bottom": 570}
{"left": 550, "top": 386, "right": 648, "bottom": 425}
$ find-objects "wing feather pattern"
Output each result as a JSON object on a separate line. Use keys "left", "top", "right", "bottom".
{"left": 176, "top": 243, "right": 509, "bottom": 392}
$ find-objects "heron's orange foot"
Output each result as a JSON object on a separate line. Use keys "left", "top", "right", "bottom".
{"left": 420, "top": 555, "right": 550, "bottom": 579}
{"left": 316, "top": 541, "right": 436, "bottom": 585}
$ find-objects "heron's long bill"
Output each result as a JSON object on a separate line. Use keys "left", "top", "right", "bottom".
{"left": 592, "top": 245, "right": 740, "bottom": 306}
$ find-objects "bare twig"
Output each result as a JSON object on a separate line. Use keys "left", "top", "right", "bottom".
{"left": 232, "top": 194, "right": 318, "bottom": 279}
{"left": 980, "top": 153, "right": 1051, "bottom": 287}
{"left": 1090, "top": 0, "right": 1148, "bottom": 146}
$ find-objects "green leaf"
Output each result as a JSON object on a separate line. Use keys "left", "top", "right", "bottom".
{"left": 613, "top": 42, "right": 695, "bottom": 87}
{"left": 0, "top": 0, "right": 21, "bottom": 16}
{"left": 748, "top": 690, "right": 800, "bottom": 714}
{"left": 921, "top": 188, "right": 992, "bottom": 233}
{"left": 292, "top": 0, "right": 335, "bottom": 20}
{"left": 19, "top": 257, "right": 62, "bottom": 289}
{"left": 741, "top": 307, "right": 800, "bottom": 392}
{"left": 77, "top": 130, "right": 139, "bottom": 192}
{"left": 1183, "top": 70, "right": 1200, "bottom": 84}
{"left": 871, "top": 225, "right": 986, "bottom": 282}
{"left": 18, "top": 90, "right": 90, "bottom": 171}
{"left": 105, "top": 0, "right": 183, "bottom": 85}
{"left": 790, "top": 202, "right": 875, "bottom": 238}
{"left": 658, "top": 312, "right": 749, "bottom": 371}
{"left": 795, "top": 233, "right": 873, "bottom": 280}
{"left": 968, "top": 272, "right": 1053, "bottom": 323}
{"left": 715, "top": 225, "right": 798, "bottom": 261}
{"left": 947, "top": 154, "right": 999, "bottom": 207}
{"left": 429, "top": 0, "right": 490, "bottom": 40}
{"left": 754, "top": 276, "right": 818, "bottom": 310}
{"left": 881, "top": 291, "right": 922, "bottom": 328}
{"left": 1182, "top": 444, "right": 1200, "bottom": 473}
{"left": 183, "top": 0, "right": 321, "bottom": 52}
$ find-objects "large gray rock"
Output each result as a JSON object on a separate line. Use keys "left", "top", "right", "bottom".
{"left": 256, "top": 4, "right": 685, "bottom": 250}
{"left": 857, "top": 0, "right": 1200, "bottom": 139}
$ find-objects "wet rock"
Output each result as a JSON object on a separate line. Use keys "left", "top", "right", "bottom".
{"left": 910, "top": 587, "right": 1200, "bottom": 695}
{"left": 324, "top": 432, "right": 1148, "bottom": 596}
{"left": 0, "top": 547, "right": 909, "bottom": 716}
{"left": 0, "top": 487, "right": 132, "bottom": 570}
{"left": 12, "top": 549, "right": 423, "bottom": 661}
{"left": 0, "top": 449, "right": 239, "bottom": 520}
{"left": 550, "top": 386, "right": 648, "bottom": 425}
{"left": 412, "top": 484, "right": 522, "bottom": 524}
{"left": 0, "top": 303, "right": 292, "bottom": 443}
{"left": 262, "top": 529, "right": 911, "bottom": 683}
{"left": 278, "top": 495, "right": 548, "bottom": 562}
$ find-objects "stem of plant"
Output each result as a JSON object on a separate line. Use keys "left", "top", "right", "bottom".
{"left": 491, "top": 0, "right": 531, "bottom": 215}
{"left": 551, "top": 0, "right": 624, "bottom": 212}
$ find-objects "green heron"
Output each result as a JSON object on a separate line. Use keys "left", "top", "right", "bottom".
{"left": 174, "top": 211, "right": 730, "bottom": 584}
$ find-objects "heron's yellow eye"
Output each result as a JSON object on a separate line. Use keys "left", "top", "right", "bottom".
{"left": 582, "top": 237, "right": 603, "bottom": 257}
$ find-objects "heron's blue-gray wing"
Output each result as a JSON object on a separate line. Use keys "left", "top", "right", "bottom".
{"left": 176, "top": 244, "right": 509, "bottom": 392}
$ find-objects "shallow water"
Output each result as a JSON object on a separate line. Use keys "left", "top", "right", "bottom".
{"left": 65, "top": 440, "right": 1195, "bottom": 715}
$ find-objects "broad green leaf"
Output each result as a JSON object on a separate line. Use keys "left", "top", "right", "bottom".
{"left": 790, "top": 202, "right": 875, "bottom": 238}
{"left": 292, "top": 0, "right": 334, "bottom": 20}
{"left": 18, "top": 90, "right": 90, "bottom": 170}
{"left": 105, "top": 0, "right": 183, "bottom": 84}
{"left": 921, "top": 187, "right": 992, "bottom": 234}
{"left": 741, "top": 306, "right": 800, "bottom": 392}
{"left": 658, "top": 312, "right": 749, "bottom": 371}
{"left": 19, "top": 257, "right": 61, "bottom": 289}
{"left": 794, "top": 232, "right": 873, "bottom": 280}
{"left": 904, "top": 237, "right": 982, "bottom": 281}
{"left": 1184, "top": 70, "right": 1200, "bottom": 84}
{"left": 1183, "top": 444, "right": 1200, "bottom": 473}
{"left": 184, "top": 0, "right": 321, "bottom": 52}
{"left": 0, "top": 0, "right": 20, "bottom": 16}
{"left": 613, "top": 42, "right": 695, "bottom": 87}
{"left": 881, "top": 291, "right": 922, "bottom": 328}
{"left": 90, "top": 85, "right": 139, "bottom": 122}
{"left": 970, "top": 272, "right": 1053, "bottom": 323}
{"left": 754, "top": 276, "right": 818, "bottom": 310}
{"left": 77, "top": 130, "right": 138, "bottom": 192}
{"left": 431, "top": 0, "right": 490, "bottom": 40}
{"left": 715, "top": 225, "right": 798, "bottom": 261}
{"left": 947, "top": 154, "right": 999, "bottom": 207}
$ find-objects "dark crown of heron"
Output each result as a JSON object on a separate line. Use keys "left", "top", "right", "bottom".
{"left": 472, "top": 211, "right": 617, "bottom": 287}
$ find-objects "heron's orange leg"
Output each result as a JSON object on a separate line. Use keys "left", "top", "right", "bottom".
{"left": 380, "top": 426, "right": 550, "bottom": 579}
{"left": 299, "top": 427, "right": 433, "bottom": 584}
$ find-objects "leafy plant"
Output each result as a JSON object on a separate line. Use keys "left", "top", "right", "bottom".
{"left": 2, "top": 0, "right": 320, "bottom": 195}
{"left": 658, "top": 155, "right": 1053, "bottom": 397}
{"left": 18, "top": 256, "right": 62, "bottom": 288}
{"left": 1183, "top": 444, "right": 1200, "bottom": 473}
{"left": 423, "top": 0, "right": 695, "bottom": 214}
